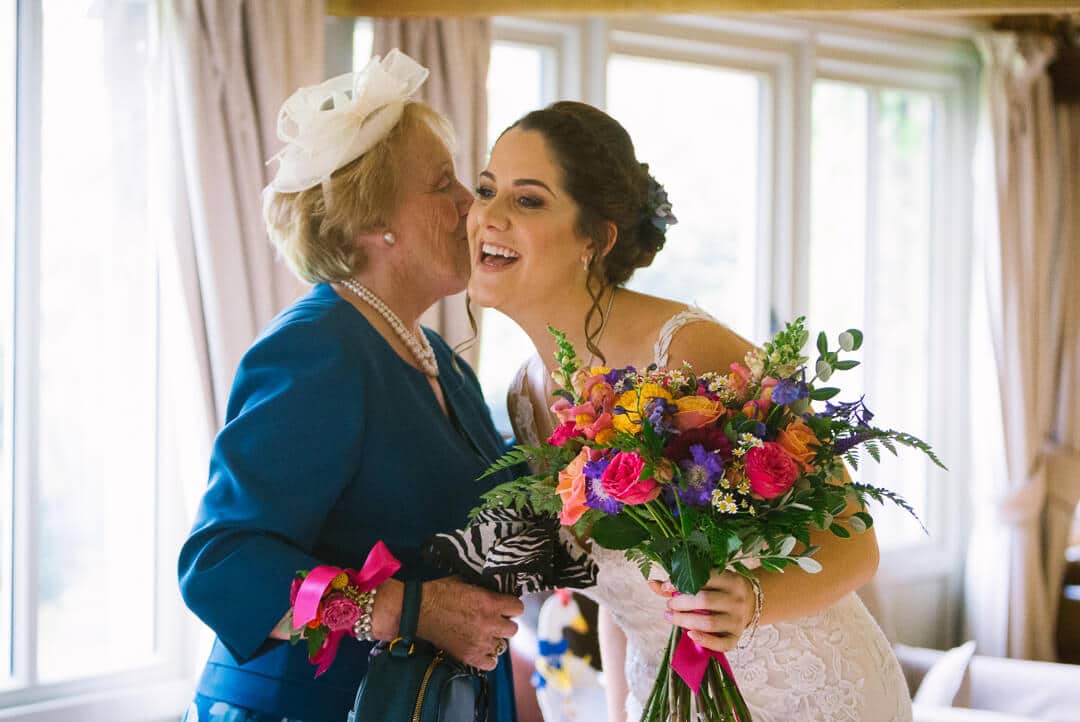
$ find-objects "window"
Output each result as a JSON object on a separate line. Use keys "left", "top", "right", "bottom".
{"left": 608, "top": 54, "right": 764, "bottom": 340}
{"left": 808, "top": 81, "right": 938, "bottom": 548}
{"left": 477, "top": 39, "right": 558, "bottom": 437}
{"left": 2, "top": 1, "right": 185, "bottom": 713}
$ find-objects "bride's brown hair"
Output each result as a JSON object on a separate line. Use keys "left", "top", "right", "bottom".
{"left": 505, "top": 101, "right": 671, "bottom": 363}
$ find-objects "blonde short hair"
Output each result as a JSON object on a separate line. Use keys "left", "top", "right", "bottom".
{"left": 264, "top": 101, "right": 455, "bottom": 284}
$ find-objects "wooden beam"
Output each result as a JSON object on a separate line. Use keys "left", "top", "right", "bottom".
{"left": 328, "top": 0, "right": 1080, "bottom": 17}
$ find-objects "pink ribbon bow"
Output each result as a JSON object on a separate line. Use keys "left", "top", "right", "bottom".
{"left": 670, "top": 629, "right": 746, "bottom": 719}
{"left": 292, "top": 540, "right": 402, "bottom": 676}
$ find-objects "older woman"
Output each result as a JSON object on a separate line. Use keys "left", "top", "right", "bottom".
{"left": 178, "top": 51, "right": 522, "bottom": 722}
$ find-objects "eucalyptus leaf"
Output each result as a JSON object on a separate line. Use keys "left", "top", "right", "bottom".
{"left": 852, "top": 511, "right": 874, "bottom": 529}
{"left": 816, "top": 358, "right": 833, "bottom": 381}
{"left": 796, "top": 556, "right": 823, "bottom": 574}
{"left": 829, "top": 523, "right": 852, "bottom": 539}
{"left": 809, "top": 387, "right": 841, "bottom": 401}
{"left": 779, "top": 536, "right": 797, "bottom": 557}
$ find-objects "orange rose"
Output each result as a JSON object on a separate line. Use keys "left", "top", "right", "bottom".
{"left": 556, "top": 448, "right": 594, "bottom": 526}
{"left": 777, "top": 419, "right": 818, "bottom": 470}
{"left": 673, "top": 396, "right": 723, "bottom": 431}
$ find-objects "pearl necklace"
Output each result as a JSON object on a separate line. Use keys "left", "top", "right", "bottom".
{"left": 339, "top": 279, "right": 439, "bottom": 377}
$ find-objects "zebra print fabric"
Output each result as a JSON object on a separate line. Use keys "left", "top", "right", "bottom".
{"left": 423, "top": 507, "right": 597, "bottom": 595}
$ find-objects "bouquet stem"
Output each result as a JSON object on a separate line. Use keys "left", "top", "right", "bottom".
{"left": 639, "top": 628, "right": 753, "bottom": 722}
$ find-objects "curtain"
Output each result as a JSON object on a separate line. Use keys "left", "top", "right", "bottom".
{"left": 373, "top": 18, "right": 491, "bottom": 365}
{"left": 160, "top": 0, "right": 325, "bottom": 443}
{"left": 965, "top": 32, "right": 1071, "bottom": 661}
{"left": 1045, "top": 101, "right": 1080, "bottom": 623}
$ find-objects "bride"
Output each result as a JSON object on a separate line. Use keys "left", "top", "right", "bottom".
{"left": 466, "top": 100, "right": 913, "bottom": 722}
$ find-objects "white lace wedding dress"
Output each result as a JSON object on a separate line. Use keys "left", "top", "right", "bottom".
{"left": 508, "top": 309, "right": 913, "bottom": 722}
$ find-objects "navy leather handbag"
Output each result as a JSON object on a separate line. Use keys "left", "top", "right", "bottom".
{"left": 348, "top": 580, "right": 488, "bottom": 722}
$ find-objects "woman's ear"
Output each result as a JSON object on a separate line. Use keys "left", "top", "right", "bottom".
{"left": 600, "top": 221, "right": 618, "bottom": 257}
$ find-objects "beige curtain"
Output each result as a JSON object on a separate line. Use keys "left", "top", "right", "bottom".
{"left": 965, "top": 32, "right": 1073, "bottom": 661}
{"left": 373, "top": 19, "right": 491, "bottom": 365}
{"left": 160, "top": 0, "right": 324, "bottom": 436}
{"left": 1046, "top": 101, "right": 1080, "bottom": 621}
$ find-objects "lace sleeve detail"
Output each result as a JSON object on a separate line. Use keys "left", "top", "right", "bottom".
{"left": 653, "top": 307, "right": 721, "bottom": 367}
{"left": 506, "top": 357, "right": 541, "bottom": 447}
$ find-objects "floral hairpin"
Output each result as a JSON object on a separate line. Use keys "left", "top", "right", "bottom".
{"left": 645, "top": 173, "right": 678, "bottom": 233}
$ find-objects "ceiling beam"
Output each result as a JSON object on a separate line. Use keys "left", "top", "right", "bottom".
{"left": 328, "top": 0, "right": 1080, "bottom": 18}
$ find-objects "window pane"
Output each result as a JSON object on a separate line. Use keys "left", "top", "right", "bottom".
{"left": 36, "top": 0, "right": 156, "bottom": 680}
{"left": 865, "top": 89, "right": 933, "bottom": 547}
{"left": 808, "top": 81, "right": 868, "bottom": 397}
{"left": 353, "top": 18, "right": 372, "bottom": 67}
{"left": 808, "top": 81, "right": 934, "bottom": 549}
{"left": 0, "top": 0, "right": 15, "bottom": 683}
{"left": 478, "top": 42, "right": 553, "bottom": 437}
{"left": 608, "top": 54, "right": 762, "bottom": 340}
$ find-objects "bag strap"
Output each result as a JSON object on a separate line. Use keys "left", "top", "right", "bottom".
{"left": 391, "top": 579, "right": 423, "bottom": 658}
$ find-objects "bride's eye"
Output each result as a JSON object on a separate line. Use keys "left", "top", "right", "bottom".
{"left": 475, "top": 185, "right": 495, "bottom": 200}
{"left": 517, "top": 195, "right": 544, "bottom": 209}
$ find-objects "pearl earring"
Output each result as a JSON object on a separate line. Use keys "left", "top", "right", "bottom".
{"left": 383, "top": 231, "right": 396, "bottom": 245}
{"left": 583, "top": 256, "right": 592, "bottom": 273}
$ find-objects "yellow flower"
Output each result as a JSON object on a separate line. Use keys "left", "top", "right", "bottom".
{"left": 330, "top": 572, "right": 349, "bottom": 591}
{"left": 612, "top": 384, "right": 673, "bottom": 435}
{"left": 594, "top": 428, "right": 618, "bottom": 445}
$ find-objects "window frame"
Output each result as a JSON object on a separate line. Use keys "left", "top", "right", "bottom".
{"left": 0, "top": 1, "right": 194, "bottom": 718}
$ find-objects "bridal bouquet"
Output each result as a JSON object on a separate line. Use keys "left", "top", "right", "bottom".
{"left": 469, "top": 318, "right": 944, "bottom": 722}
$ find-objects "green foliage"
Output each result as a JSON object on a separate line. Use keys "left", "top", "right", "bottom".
{"left": 548, "top": 326, "right": 582, "bottom": 394}
{"left": 591, "top": 513, "right": 652, "bottom": 549}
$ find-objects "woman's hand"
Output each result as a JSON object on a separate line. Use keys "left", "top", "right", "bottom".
{"left": 649, "top": 570, "right": 755, "bottom": 653}
{"left": 416, "top": 577, "right": 524, "bottom": 671}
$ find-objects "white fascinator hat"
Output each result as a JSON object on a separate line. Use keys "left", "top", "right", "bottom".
{"left": 267, "top": 48, "right": 430, "bottom": 194}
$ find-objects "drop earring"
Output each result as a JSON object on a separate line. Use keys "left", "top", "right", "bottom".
{"left": 383, "top": 231, "right": 396, "bottom": 245}
{"left": 582, "top": 256, "right": 592, "bottom": 273}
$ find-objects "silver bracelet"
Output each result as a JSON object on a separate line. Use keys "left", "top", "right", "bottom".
{"left": 737, "top": 576, "right": 764, "bottom": 650}
{"left": 352, "top": 588, "right": 378, "bottom": 642}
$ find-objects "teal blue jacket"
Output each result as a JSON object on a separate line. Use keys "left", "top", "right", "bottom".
{"left": 178, "top": 283, "right": 517, "bottom": 721}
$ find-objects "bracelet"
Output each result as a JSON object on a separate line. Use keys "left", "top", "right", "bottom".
{"left": 352, "top": 587, "right": 377, "bottom": 641}
{"left": 737, "top": 575, "right": 764, "bottom": 650}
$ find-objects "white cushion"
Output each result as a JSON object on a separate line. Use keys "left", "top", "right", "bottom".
{"left": 913, "top": 640, "right": 978, "bottom": 707}
{"left": 914, "top": 705, "right": 1039, "bottom": 722}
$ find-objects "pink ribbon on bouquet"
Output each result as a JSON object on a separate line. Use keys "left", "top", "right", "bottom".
{"left": 671, "top": 629, "right": 747, "bottom": 720}
{"left": 291, "top": 540, "right": 402, "bottom": 676}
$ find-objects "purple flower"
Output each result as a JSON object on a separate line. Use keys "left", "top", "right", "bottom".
{"left": 583, "top": 456, "right": 623, "bottom": 513}
{"left": 645, "top": 397, "right": 678, "bottom": 437}
{"left": 834, "top": 433, "right": 871, "bottom": 454}
{"left": 772, "top": 377, "right": 809, "bottom": 405}
{"left": 605, "top": 366, "right": 636, "bottom": 387}
{"left": 677, "top": 444, "right": 724, "bottom": 506}
{"left": 585, "top": 476, "right": 624, "bottom": 514}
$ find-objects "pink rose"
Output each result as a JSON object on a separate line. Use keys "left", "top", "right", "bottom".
{"left": 290, "top": 576, "right": 302, "bottom": 605}
{"left": 744, "top": 442, "right": 800, "bottom": 499}
{"left": 601, "top": 451, "right": 662, "bottom": 506}
{"left": 547, "top": 421, "right": 580, "bottom": 447}
{"left": 321, "top": 592, "right": 361, "bottom": 632}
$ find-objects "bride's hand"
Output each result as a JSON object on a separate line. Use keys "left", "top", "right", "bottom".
{"left": 648, "top": 570, "right": 754, "bottom": 653}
